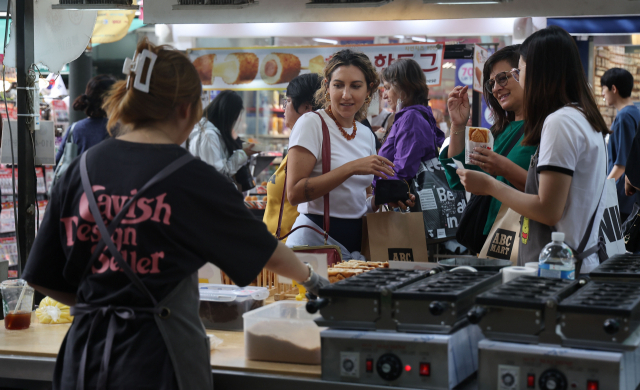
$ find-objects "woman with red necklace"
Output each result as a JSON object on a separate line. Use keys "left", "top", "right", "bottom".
{"left": 285, "top": 49, "right": 412, "bottom": 257}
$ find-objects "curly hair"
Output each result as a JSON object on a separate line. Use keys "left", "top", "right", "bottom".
{"left": 314, "top": 49, "right": 380, "bottom": 122}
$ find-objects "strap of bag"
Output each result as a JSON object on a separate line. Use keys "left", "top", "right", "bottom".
{"left": 502, "top": 126, "right": 525, "bottom": 158}
{"left": 79, "top": 152, "right": 195, "bottom": 303}
{"left": 276, "top": 111, "right": 331, "bottom": 242}
{"left": 561, "top": 136, "right": 609, "bottom": 273}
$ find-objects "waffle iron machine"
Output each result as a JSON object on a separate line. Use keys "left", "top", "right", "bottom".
{"left": 467, "top": 255, "right": 640, "bottom": 390}
{"left": 306, "top": 268, "right": 503, "bottom": 390}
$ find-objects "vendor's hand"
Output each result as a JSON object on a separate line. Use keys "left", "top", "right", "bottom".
{"left": 447, "top": 86, "right": 471, "bottom": 126}
{"left": 349, "top": 155, "right": 395, "bottom": 179}
{"left": 457, "top": 168, "right": 494, "bottom": 196}
{"left": 243, "top": 143, "right": 259, "bottom": 156}
{"left": 301, "top": 270, "right": 330, "bottom": 296}
{"left": 626, "top": 175, "right": 638, "bottom": 196}
{"left": 469, "top": 147, "right": 509, "bottom": 177}
{"left": 389, "top": 193, "right": 416, "bottom": 211}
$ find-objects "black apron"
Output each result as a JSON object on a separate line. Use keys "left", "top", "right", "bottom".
{"left": 517, "top": 149, "right": 608, "bottom": 273}
{"left": 64, "top": 152, "right": 212, "bottom": 390}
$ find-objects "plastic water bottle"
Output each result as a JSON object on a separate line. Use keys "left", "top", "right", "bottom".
{"left": 538, "top": 232, "right": 575, "bottom": 280}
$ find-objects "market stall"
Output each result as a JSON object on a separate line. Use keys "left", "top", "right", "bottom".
{"left": 3, "top": 254, "right": 640, "bottom": 390}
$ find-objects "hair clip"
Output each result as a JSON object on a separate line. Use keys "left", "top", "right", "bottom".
{"left": 122, "top": 49, "right": 158, "bottom": 93}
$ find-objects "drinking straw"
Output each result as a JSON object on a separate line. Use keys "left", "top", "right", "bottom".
{"left": 12, "top": 282, "right": 27, "bottom": 315}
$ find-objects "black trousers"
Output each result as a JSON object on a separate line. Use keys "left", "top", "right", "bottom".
{"left": 305, "top": 214, "right": 363, "bottom": 253}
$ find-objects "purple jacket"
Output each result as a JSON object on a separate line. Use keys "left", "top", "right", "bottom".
{"left": 374, "top": 105, "right": 445, "bottom": 186}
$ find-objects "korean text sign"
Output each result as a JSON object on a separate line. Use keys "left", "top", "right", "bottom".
{"left": 189, "top": 42, "right": 445, "bottom": 91}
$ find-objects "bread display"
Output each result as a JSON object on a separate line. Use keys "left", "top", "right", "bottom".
{"left": 308, "top": 55, "right": 326, "bottom": 74}
{"left": 469, "top": 127, "right": 490, "bottom": 143}
{"left": 219, "top": 53, "right": 259, "bottom": 85}
{"left": 260, "top": 53, "right": 301, "bottom": 85}
{"left": 193, "top": 54, "right": 215, "bottom": 85}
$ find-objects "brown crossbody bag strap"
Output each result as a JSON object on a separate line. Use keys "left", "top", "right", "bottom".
{"left": 276, "top": 112, "right": 331, "bottom": 243}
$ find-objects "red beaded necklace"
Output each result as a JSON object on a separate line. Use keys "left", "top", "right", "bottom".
{"left": 327, "top": 106, "right": 357, "bottom": 141}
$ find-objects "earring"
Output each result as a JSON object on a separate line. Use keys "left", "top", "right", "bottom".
{"left": 365, "top": 95, "right": 372, "bottom": 104}
{"left": 325, "top": 92, "right": 330, "bottom": 101}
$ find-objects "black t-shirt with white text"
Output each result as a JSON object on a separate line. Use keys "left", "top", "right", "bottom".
{"left": 23, "top": 138, "right": 277, "bottom": 390}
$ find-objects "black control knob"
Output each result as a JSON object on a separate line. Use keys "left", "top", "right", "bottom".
{"left": 604, "top": 319, "right": 620, "bottom": 335}
{"left": 539, "top": 369, "right": 567, "bottom": 390}
{"left": 429, "top": 301, "right": 449, "bottom": 316}
{"left": 376, "top": 353, "right": 403, "bottom": 382}
{"left": 467, "top": 306, "right": 487, "bottom": 324}
{"left": 306, "top": 298, "right": 329, "bottom": 314}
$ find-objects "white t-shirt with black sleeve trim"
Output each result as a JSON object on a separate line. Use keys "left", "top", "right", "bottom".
{"left": 537, "top": 106, "right": 607, "bottom": 272}
{"left": 288, "top": 109, "right": 376, "bottom": 219}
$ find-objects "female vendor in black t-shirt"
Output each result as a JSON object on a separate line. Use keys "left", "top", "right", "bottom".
{"left": 22, "top": 39, "right": 328, "bottom": 390}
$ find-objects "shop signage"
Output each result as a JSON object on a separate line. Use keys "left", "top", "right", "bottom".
{"left": 473, "top": 44, "right": 490, "bottom": 94}
{"left": 92, "top": 10, "right": 137, "bottom": 45}
{"left": 1, "top": 121, "right": 55, "bottom": 166}
{"left": 188, "top": 42, "right": 445, "bottom": 91}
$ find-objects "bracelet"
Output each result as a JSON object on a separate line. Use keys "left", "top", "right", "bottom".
{"left": 302, "top": 263, "right": 314, "bottom": 283}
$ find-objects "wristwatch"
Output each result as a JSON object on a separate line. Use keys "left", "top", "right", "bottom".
{"left": 302, "top": 263, "right": 314, "bottom": 283}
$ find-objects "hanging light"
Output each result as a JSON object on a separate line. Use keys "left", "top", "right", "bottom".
{"left": 52, "top": 0, "right": 139, "bottom": 11}
{"left": 306, "top": 0, "right": 393, "bottom": 8}
{"left": 423, "top": 0, "right": 510, "bottom": 4}
{"left": 172, "top": 0, "right": 259, "bottom": 10}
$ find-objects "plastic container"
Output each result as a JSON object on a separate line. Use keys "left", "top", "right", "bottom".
{"left": 243, "top": 301, "right": 322, "bottom": 365}
{"left": 1, "top": 279, "right": 34, "bottom": 330}
{"left": 538, "top": 232, "right": 575, "bottom": 280}
{"left": 198, "top": 284, "right": 269, "bottom": 331}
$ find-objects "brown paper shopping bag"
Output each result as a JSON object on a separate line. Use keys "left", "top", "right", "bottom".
{"left": 361, "top": 212, "right": 430, "bottom": 262}
{"left": 479, "top": 203, "right": 521, "bottom": 265}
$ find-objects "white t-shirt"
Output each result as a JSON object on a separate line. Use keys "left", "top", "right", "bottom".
{"left": 288, "top": 109, "right": 376, "bottom": 219}
{"left": 537, "top": 106, "right": 607, "bottom": 272}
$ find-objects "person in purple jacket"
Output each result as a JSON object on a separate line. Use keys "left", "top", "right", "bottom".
{"left": 375, "top": 59, "right": 445, "bottom": 191}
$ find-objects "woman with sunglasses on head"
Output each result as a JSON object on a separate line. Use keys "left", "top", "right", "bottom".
{"left": 375, "top": 59, "right": 445, "bottom": 190}
{"left": 285, "top": 49, "right": 402, "bottom": 257}
{"left": 440, "top": 45, "right": 537, "bottom": 247}
{"left": 457, "top": 26, "right": 611, "bottom": 272}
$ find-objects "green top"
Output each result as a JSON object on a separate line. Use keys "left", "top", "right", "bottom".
{"left": 439, "top": 121, "right": 537, "bottom": 235}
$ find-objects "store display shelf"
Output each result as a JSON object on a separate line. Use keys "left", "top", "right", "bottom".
{"left": 172, "top": 1, "right": 259, "bottom": 10}
{"left": 51, "top": 4, "right": 139, "bottom": 10}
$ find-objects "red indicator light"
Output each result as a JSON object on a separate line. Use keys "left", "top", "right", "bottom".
{"left": 405, "top": 365, "right": 412, "bottom": 372}
{"left": 527, "top": 374, "right": 535, "bottom": 388}
{"left": 366, "top": 359, "right": 373, "bottom": 373}
{"left": 587, "top": 380, "right": 599, "bottom": 390}
{"left": 419, "top": 363, "right": 431, "bottom": 376}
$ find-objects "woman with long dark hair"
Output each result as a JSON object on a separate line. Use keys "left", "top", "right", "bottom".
{"left": 188, "top": 90, "right": 257, "bottom": 180}
{"left": 457, "top": 26, "right": 611, "bottom": 272}
{"left": 440, "top": 45, "right": 537, "bottom": 249}
{"left": 55, "top": 74, "right": 116, "bottom": 164}
{"left": 375, "top": 59, "right": 444, "bottom": 189}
